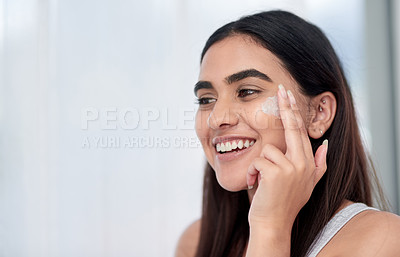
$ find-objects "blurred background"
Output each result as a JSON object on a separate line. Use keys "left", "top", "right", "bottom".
{"left": 0, "top": 0, "right": 399, "bottom": 256}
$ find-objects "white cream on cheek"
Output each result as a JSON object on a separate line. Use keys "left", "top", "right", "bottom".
{"left": 261, "top": 94, "right": 279, "bottom": 117}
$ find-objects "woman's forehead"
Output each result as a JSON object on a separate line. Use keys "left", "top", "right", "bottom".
{"left": 199, "top": 36, "right": 288, "bottom": 83}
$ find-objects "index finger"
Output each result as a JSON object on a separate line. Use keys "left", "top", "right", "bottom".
{"left": 287, "top": 89, "right": 314, "bottom": 160}
{"left": 277, "top": 84, "right": 305, "bottom": 159}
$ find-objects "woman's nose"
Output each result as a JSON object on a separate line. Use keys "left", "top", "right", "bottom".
{"left": 207, "top": 100, "right": 239, "bottom": 130}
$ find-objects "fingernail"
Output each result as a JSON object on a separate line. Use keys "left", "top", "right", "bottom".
{"left": 287, "top": 90, "right": 296, "bottom": 105}
{"left": 248, "top": 185, "right": 253, "bottom": 190}
{"left": 322, "top": 139, "right": 328, "bottom": 147}
{"left": 278, "top": 84, "right": 287, "bottom": 99}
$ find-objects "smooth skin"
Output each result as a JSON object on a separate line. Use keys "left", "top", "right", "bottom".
{"left": 176, "top": 35, "right": 400, "bottom": 257}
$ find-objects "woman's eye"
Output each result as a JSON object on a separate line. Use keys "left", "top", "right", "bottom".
{"left": 237, "top": 89, "right": 260, "bottom": 98}
{"left": 195, "top": 97, "right": 216, "bottom": 105}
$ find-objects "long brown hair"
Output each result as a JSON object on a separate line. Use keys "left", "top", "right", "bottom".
{"left": 195, "top": 10, "right": 386, "bottom": 257}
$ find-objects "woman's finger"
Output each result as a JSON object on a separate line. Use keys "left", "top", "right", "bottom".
{"left": 247, "top": 157, "right": 275, "bottom": 189}
{"left": 277, "top": 84, "right": 304, "bottom": 160}
{"left": 287, "top": 89, "right": 328, "bottom": 186}
{"left": 259, "top": 143, "right": 290, "bottom": 166}
{"left": 286, "top": 89, "right": 314, "bottom": 161}
{"left": 313, "top": 140, "right": 328, "bottom": 186}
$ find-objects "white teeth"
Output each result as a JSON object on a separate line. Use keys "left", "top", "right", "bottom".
{"left": 225, "top": 142, "right": 232, "bottom": 151}
{"left": 215, "top": 139, "right": 255, "bottom": 153}
{"left": 220, "top": 143, "right": 226, "bottom": 152}
{"left": 231, "top": 141, "right": 238, "bottom": 150}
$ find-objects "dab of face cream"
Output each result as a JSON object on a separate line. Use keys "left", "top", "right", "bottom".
{"left": 261, "top": 95, "right": 279, "bottom": 117}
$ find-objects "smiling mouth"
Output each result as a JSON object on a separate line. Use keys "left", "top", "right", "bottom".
{"left": 215, "top": 139, "right": 256, "bottom": 154}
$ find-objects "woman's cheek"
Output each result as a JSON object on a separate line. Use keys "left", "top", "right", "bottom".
{"left": 195, "top": 110, "right": 209, "bottom": 146}
{"left": 251, "top": 101, "right": 286, "bottom": 153}
{"left": 252, "top": 101, "right": 284, "bottom": 131}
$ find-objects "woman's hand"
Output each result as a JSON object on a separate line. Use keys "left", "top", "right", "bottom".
{"left": 245, "top": 84, "right": 328, "bottom": 256}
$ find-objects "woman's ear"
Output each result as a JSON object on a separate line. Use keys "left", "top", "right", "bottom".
{"left": 307, "top": 92, "right": 337, "bottom": 139}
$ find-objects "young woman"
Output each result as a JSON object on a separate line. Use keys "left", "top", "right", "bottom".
{"left": 176, "top": 10, "right": 400, "bottom": 257}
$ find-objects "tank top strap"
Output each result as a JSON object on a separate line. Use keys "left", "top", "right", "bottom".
{"left": 306, "top": 202, "right": 379, "bottom": 257}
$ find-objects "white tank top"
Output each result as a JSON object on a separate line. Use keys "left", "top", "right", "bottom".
{"left": 306, "top": 202, "right": 379, "bottom": 257}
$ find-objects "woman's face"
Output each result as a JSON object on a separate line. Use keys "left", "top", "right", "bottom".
{"left": 195, "top": 35, "right": 310, "bottom": 191}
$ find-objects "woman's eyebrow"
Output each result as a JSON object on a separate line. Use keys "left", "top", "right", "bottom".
{"left": 225, "top": 69, "right": 273, "bottom": 84}
{"left": 194, "top": 81, "right": 213, "bottom": 96}
{"left": 194, "top": 69, "right": 272, "bottom": 96}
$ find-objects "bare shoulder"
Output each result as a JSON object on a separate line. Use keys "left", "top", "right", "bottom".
{"left": 175, "top": 219, "right": 201, "bottom": 257}
{"left": 357, "top": 210, "right": 400, "bottom": 255}
{"left": 321, "top": 209, "right": 400, "bottom": 256}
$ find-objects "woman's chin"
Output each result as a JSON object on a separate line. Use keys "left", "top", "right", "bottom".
{"left": 215, "top": 172, "right": 248, "bottom": 192}
{"left": 219, "top": 184, "right": 248, "bottom": 192}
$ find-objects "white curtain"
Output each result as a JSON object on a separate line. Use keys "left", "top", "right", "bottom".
{"left": 2, "top": 0, "right": 394, "bottom": 257}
